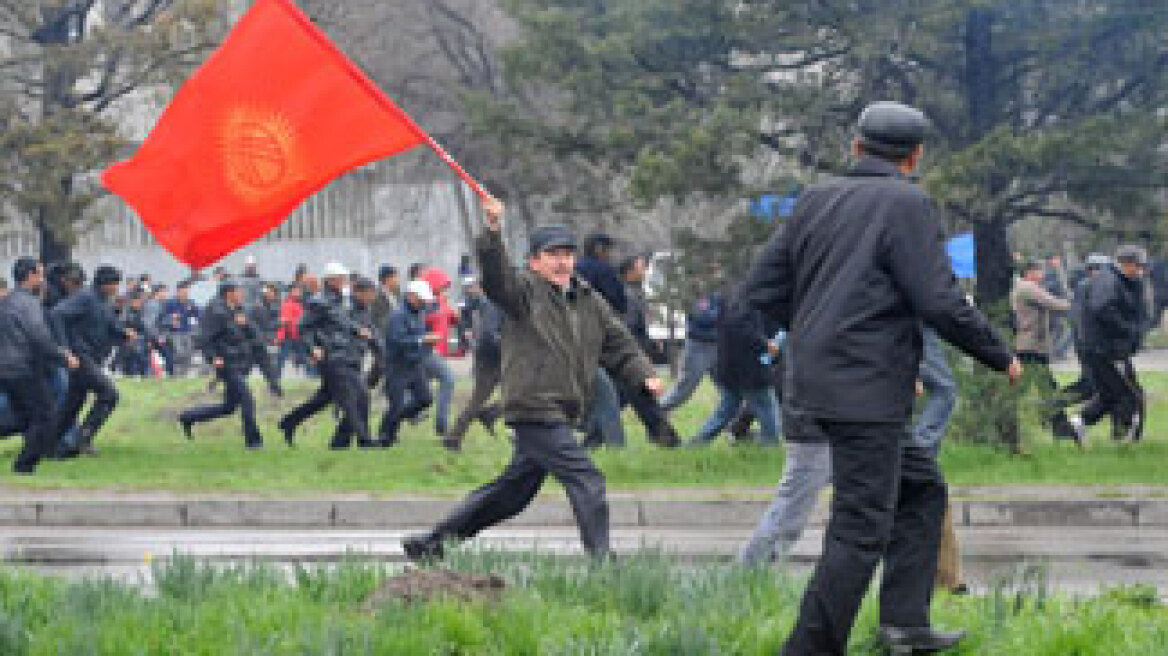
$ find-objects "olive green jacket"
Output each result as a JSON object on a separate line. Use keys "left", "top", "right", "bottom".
{"left": 477, "top": 230, "right": 655, "bottom": 426}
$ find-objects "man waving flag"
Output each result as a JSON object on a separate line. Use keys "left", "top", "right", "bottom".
{"left": 103, "top": 0, "right": 486, "bottom": 269}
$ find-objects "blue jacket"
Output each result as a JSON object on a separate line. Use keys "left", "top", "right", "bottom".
{"left": 384, "top": 303, "right": 429, "bottom": 371}
{"left": 575, "top": 256, "right": 627, "bottom": 314}
{"left": 686, "top": 293, "right": 723, "bottom": 343}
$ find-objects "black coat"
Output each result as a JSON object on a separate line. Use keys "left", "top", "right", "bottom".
{"left": 747, "top": 157, "right": 1013, "bottom": 424}
{"left": 300, "top": 290, "right": 367, "bottom": 367}
{"left": 0, "top": 288, "right": 69, "bottom": 378}
{"left": 198, "top": 298, "right": 257, "bottom": 371}
{"left": 50, "top": 287, "right": 127, "bottom": 364}
{"left": 713, "top": 294, "right": 773, "bottom": 391}
{"left": 1080, "top": 265, "right": 1147, "bottom": 360}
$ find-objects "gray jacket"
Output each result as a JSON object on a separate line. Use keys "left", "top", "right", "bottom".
{"left": 0, "top": 288, "right": 69, "bottom": 378}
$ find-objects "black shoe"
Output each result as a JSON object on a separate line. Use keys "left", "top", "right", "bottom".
{"left": 357, "top": 440, "right": 378, "bottom": 449}
{"left": 402, "top": 534, "right": 444, "bottom": 563}
{"left": 478, "top": 408, "right": 501, "bottom": 437}
{"left": 179, "top": 418, "right": 194, "bottom": 441}
{"left": 12, "top": 460, "right": 36, "bottom": 475}
{"left": 277, "top": 419, "right": 295, "bottom": 447}
{"left": 649, "top": 424, "right": 681, "bottom": 449}
{"left": 878, "top": 626, "right": 966, "bottom": 654}
{"left": 441, "top": 436, "right": 462, "bottom": 452}
{"left": 377, "top": 435, "right": 398, "bottom": 449}
{"left": 245, "top": 441, "right": 264, "bottom": 451}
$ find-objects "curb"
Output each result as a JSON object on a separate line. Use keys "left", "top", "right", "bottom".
{"left": 1, "top": 493, "right": 1166, "bottom": 529}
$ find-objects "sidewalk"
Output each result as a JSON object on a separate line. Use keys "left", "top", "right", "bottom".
{"left": 1, "top": 485, "right": 1166, "bottom": 529}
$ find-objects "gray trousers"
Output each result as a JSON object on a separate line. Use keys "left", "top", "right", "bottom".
{"left": 660, "top": 339, "right": 717, "bottom": 410}
{"left": 447, "top": 356, "right": 501, "bottom": 441}
{"left": 739, "top": 441, "right": 832, "bottom": 565}
{"left": 431, "top": 422, "right": 610, "bottom": 556}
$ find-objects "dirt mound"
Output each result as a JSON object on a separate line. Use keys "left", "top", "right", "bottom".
{"left": 361, "top": 568, "right": 507, "bottom": 610}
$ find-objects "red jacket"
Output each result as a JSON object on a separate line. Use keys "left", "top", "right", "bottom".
{"left": 277, "top": 297, "right": 303, "bottom": 341}
{"left": 421, "top": 268, "right": 459, "bottom": 356}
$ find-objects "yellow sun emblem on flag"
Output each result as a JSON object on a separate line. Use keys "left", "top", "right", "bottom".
{"left": 220, "top": 106, "right": 305, "bottom": 208}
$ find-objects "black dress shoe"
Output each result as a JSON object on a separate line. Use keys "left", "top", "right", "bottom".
{"left": 402, "top": 534, "right": 444, "bottom": 563}
{"left": 277, "top": 419, "right": 295, "bottom": 447}
{"left": 179, "top": 418, "right": 194, "bottom": 441}
{"left": 878, "top": 626, "right": 966, "bottom": 654}
{"left": 441, "top": 436, "right": 462, "bottom": 452}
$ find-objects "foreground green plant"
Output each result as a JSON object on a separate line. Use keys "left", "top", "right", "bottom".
{"left": 0, "top": 551, "right": 1167, "bottom": 655}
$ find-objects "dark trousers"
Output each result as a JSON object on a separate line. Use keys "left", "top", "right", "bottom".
{"left": 782, "top": 422, "right": 947, "bottom": 656}
{"left": 379, "top": 366, "right": 434, "bottom": 442}
{"left": 0, "top": 375, "right": 55, "bottom": 473}
{"left": 180, "top": 368, "right": 262, "bottom": 447}
{"left": 617, "top": 380, "right": 671, "bottom": 438}
{"left": 1081, "top": 352, "right": 1142, "bottom": 432}
{"left": 431, "top": 422, "right": 611, "bottom": 556}
{"left": 447, "top": 355, "right": 501, "bottom": 441}
{"left": 282, "top": 362, "right": 372, "bottom": 447}
{"left": 1017, "top": 352, "right": 1074, "bottom": 438}
{"left": 57, "top": 358, "right": 119, "bottom": 447}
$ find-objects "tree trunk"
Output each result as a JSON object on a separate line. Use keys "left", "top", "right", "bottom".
{"left": 38, "top": 210, "right": 72, "bottom": 265}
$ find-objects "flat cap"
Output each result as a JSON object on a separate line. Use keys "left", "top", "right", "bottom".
{"left": 528, "top": 225, "right": 577, "bottom": 256}
{"left": 1115, "top": 245, "right": 1149, "bottom": 266}
{"left": 858, "top": 101, "right": 931, "bottom": 159}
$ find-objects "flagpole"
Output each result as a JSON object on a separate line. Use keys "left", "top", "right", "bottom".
{"left": 276, "top": 0, "right": 492, "bottom": 200}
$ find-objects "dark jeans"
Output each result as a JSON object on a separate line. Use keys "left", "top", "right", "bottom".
{"left": 1017, "top": 352, "right": 1074, "bottom": 439}
{"left": 180, "top": 368, "right": 262, "bottom": 447}
{"left": 782, "top": 421, "right": 947, "bottom": 656}
{"left": 0, "top": 375, "right": 55, "bottom": 473}
{"left": 379, "top": 366, "right": 434, "bottom": 442}
{"left": 447, "top": 355, "right": 501, "bottom": 441}
{"left": 1081, "top": 352, "right": 1142, "bottom": 432}
{"left": 281, "top": 362, "right": 372, "bottom": 447}
{"left": 430, "top": 422, "right": 611, "bottom": 557}
{"left": 57, "top": 358, "right": 119, "bottom": 447}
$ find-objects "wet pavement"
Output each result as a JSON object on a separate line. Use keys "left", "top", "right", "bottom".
{"left": 2, "top": 525, "right": 1165, "bottom": 596}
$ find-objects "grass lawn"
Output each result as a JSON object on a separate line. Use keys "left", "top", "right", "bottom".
{"left": 1, "top": 371, "right": 1167, "bottom": 494}
{"left": 1, "top": 550, "right": 1165, "bottom": 655}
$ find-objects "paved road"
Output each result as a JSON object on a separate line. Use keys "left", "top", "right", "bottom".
{"left": 3, "top": 525, "right": 1165, "bottom": 596}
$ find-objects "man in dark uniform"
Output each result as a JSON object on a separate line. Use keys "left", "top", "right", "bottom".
{"left": 747, "top": 101, "right": 1021, "bottom": 655}
{"left": 0, "top": 258, "right": 79, "bottom": 473}
{"left": 402, "top": 198, "right": 663, "bottom": 561}
{"left": 378, "top": 279, "right": 439, "bottom": 447}
{"left": 1069, "top": 246, "right": 1150, "bottom": 444}
{"left": 51, "top": 265, "right": 137, "bottom": 457}
{"left": 179, "top": 279, "right": 265, "bottom": 449}
{"left": 278, "top": 263, "right": 377, "bottom": 449}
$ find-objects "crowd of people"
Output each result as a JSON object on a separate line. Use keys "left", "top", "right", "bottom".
{"left": 0, "top": 99, "right": 1159, "bottom": 654}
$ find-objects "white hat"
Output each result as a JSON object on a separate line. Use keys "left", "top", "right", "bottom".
{"left": 322, "top": 262, "right": 350, "bottom": 278}
{"left": 245, "top": 255, "right": 257, "bottom": 266}
{"left": 406, "top": 279, "right": 435, "bottom": 302}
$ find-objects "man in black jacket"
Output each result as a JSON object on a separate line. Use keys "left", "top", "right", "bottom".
{"left": 179, "top": 279, "right": 264, "bottom": 449}
{"left": 747, "top": 101, "right": 1020, "bottom": 655}
{"left": 278, "top": 263, "right": 377, "bottom": 449}
{"left": 378, "top": 280, "right": 439, "bottom": 447}
{"left": 0, "top": 258, "right": 78, "bottom": 473}
{"left": 1069, "top": 246, "right": 1149, "bottom": 444}
{"left": 51, "top": 265, "right": 136, "bottom": 456}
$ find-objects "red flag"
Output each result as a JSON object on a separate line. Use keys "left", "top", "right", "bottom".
{"left": 103, "top": 0, "right": 485, "bottom": 269}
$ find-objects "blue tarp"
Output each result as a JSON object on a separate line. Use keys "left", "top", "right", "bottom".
{"left": 946, "top": 233, "right": 976, "bottom": 279}
{"left": 750, "top": 194, "right": 799, "bottom": 222}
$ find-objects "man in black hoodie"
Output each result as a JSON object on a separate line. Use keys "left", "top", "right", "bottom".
{"left": 51, "top": 265, "right": 136, "bottom": 456}
{"left": 0, "top": 258, "right": 78, "bottom": 473}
